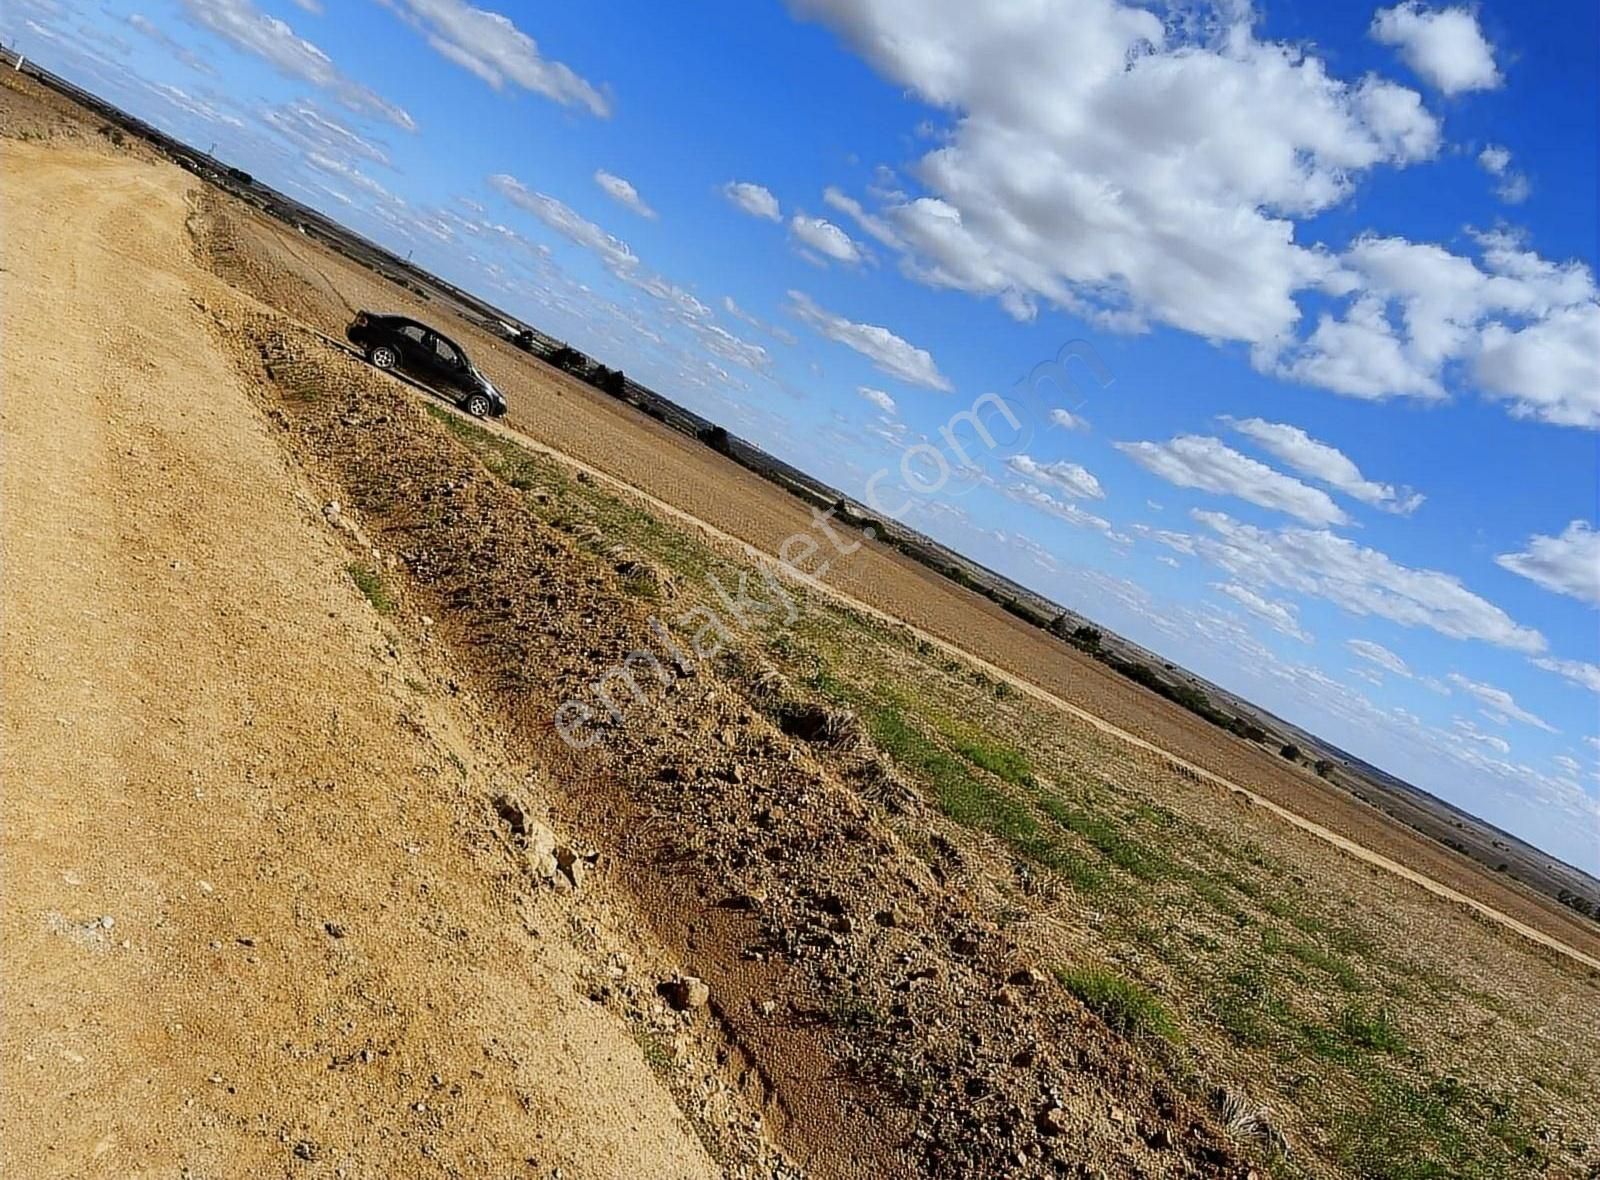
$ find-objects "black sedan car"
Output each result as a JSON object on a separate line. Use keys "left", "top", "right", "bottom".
{"left": 346, "top": 311, "right": 506, "bottom": 417}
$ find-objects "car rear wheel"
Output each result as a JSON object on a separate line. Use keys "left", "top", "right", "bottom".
{"left": 464, "top": 392, "right": 492, "bottom": 418}
{"left": 368, "top": 344, "right": 399, "bottom": 370}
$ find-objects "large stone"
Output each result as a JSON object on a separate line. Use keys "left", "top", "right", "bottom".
{"left": 660, "top": 976, "right": 710, "bottom": 1011}
{"left": 554, "top": 845, "right": 584, "bottom": 889}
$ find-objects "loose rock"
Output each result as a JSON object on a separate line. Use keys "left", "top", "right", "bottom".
{"left": 660, "top": 976, "right": 710, "bottom": 1011}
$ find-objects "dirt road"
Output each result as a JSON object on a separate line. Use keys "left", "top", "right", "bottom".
{"left": 1, "top": 141, "right": 721, "bottom": 1177}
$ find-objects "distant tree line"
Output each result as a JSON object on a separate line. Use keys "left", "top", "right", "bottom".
{"left": 1557, "top": 888, "right": 1599, "bottom": 922}
{"left": 1047, "top": 621, "right": 1274, "bottom": 745}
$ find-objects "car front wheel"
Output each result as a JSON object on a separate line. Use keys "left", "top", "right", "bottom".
{"left": 464, "top": 392, "right": 492, "bottom": 418}
{"left": 368, "top": 344, "right": 399, "bottom": 370}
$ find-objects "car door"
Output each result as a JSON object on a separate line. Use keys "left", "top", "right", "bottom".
{"left": 394, "top": 322, "right": 431, "bottom": 373}
{"left": 427, "top": 333, "right": 469, "bottom": 392}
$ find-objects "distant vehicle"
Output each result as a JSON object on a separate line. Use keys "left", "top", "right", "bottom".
{"left": 346, "top": 311, "right": 506, "bottom": 417}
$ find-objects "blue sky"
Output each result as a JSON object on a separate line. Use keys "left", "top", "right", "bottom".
{"left": 10, "top": 0, "right": 1598, "bottom": 871}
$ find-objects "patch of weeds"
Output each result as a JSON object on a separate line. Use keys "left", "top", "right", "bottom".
{"left": 949, "top": 731, "right": 1035, "bottom": 787}
{"left": 632, "top": 1027, "right": 673, "bottom": 1076}
{"left": 1285, "top": 940, "right": 1362, "bottom": 992}
{"left": 826, "top": 992, "right": 883, "bottom": 1031}
{"left": 1334, "top": 1069, "right": 1544, "bottom": 1180}
{"left": 866, "top": 699, "right": 1104, "bottom": 891}
{"left": 427, "top": 405, "right": 711, "bottom": 580}
{"left": 1184, "top": 872, "right": 1247, "bottom": 921}
{"left": 1303, "top": 1003, "right": 1405, "bottom": 1063}
{"left": 868, "top": 702, "right": 1036, "bottom": 843}
{"left": 619, "top": 571, "right": 660, "bottom": 601}
{"left": 1393, "top": 957, "right": 1462, "bottom": 1000}
{"left": 1055, "top": 965, "right": 1179, "bottom": 1042}
{"left": 1212, "top": 867, "right": 1266, "bottom": 901}
{"left": 1337, "top": 1003, "right": 1406, "bottom": 1053}
{"left": 1208, "top": 956, "right": 1290, "bottom": 1049}
{"left": 347, "top": 562, "right": 394, "bottom": 614}
{"left": 1016, "top": 833, "right": 1107, "bottom": 893}
{"left": 1322, "top": 919, "right": 1377, "bottom": 959}
{"left": 801, "top": 658, "right": 856, "bottom": 705}
{"left": 1036, "top": 794, "right": 1168, "bottom": 881}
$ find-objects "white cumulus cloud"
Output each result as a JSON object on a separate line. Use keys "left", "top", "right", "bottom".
{"left": 1496, "top": 521, "right": 1600, "bottom": 606}
{"left": 1006, "top": 482, "right": 1114, "bottom": 533}
{"left": 1215, "top": 581, "right": 1313, "bottom": 643}
{"left": 790, "top": 214, "right": 862, "bottom": 264}
{"left": 858, "top": 386, "right": 897, "bottom": 415}
{"left": 1448, "top": 672, "right": 1557, "bottom": 733}
{"left": 380, "top": 0, "right": 608, "bottom": 115}
{"left": 594, "top": 169, "right": 655, "bottom": 219}
{"left": 1346, "top": 638, "right": 1411, "bottom": 676}
{"left": 791, "top": 0, "right": 1441, "bottom": 346}
{"left": 180, "top": 0, "right": 414, "bottom": 128}
{"left": 822, "top": 186, "right": 902, "bottom": 248}
{"left": 1116, "top": 435, "right": 1349, "bottom": 526}
{"left": 1477, "top": 143, "right": 1530, "bottom": 204}
{"left": 1007, "top": 454, "right": 1104, "bottom": 500}
{"left": 723, "top": 181, "right": 781, "bottom": 222}
{"left": 1227, "top": 417, "right": 1423, "bottom": 513}
{"left": 1192, "top": 510, "right": 1545, "bottom": 653}
{"left": 1531, "top": 657, "right": 1600, "bottom": 693}
{"left": 786, "top": 291, "right": 951, "bottom": 391}
{"left": 1371, "top": 3, "right": 1501, "bottom": 96}
{"left": 1272, "top": 232, "right": 1600, "bottom": 428}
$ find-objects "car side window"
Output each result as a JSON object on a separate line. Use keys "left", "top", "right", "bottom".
{"left": 398, "top": 324, "right": 426, "bottom": 344}
{"left": 432, "top": 336, "right": 463, "bottom": 368}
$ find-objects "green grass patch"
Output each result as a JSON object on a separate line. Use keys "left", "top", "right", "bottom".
{"left": 1055, "top": 965, "right": 1179, "bottom": 1042}
{"left": 1015, "top": 833, "right": 1108, "bottom": 893}
{"left": 1208, "top": 956, "right": 1291, "bottom": 1049}
{"left": 347, "top": 562, "right": 394, "bottom": 614}
{"left": 631, "top": 1027, "right": 673, "bottom": 1076}
{"left": 949, "top": 732, "right": 1035, "bottom": 787}
{"left": 798, "top": 653, "right": 857, "bottom": 705}
{"left": 428, "top": 404, "right": 713, "bottom": 581}
{"left": 866, "top": 703, "right": 1034, "bottom": 838}
{"left": 1285, "top": 939, "right": 1362, "bottom": 992}
{"left": 1334, "top": 1071, "right": 1546, "bottom": 1180}
{"left": 1337, "top": 1003, "right": 1407, "bottom": 1053}
{"left": 1036, "top": 794, "right": 1168, "bottom": 881}
{"left": 864, "top": 700, "right": 1105, "bottom": 892}
{"left": 1304, "top": 1003, "right": 1406, "bottom": 1063}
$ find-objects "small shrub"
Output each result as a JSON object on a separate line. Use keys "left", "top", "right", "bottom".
{"left": 347, "top": 563, "right": 394, "bottom": 614}
{"left": 1055, "top": 965, "right": 1179, "bottom": 1042}
{"left": 1232, "top": 719, "right": 1268, "bottom": 742}
{"left": 1279, "top": 743, "right": 1302, "bottom": 761}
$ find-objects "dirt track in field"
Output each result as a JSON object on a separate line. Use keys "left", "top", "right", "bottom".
{"left": 194, "top": 182, "right": 1600, "bottom": 975}
{"left": 0, "top": 138, "right": 725, "bottom": 1179}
